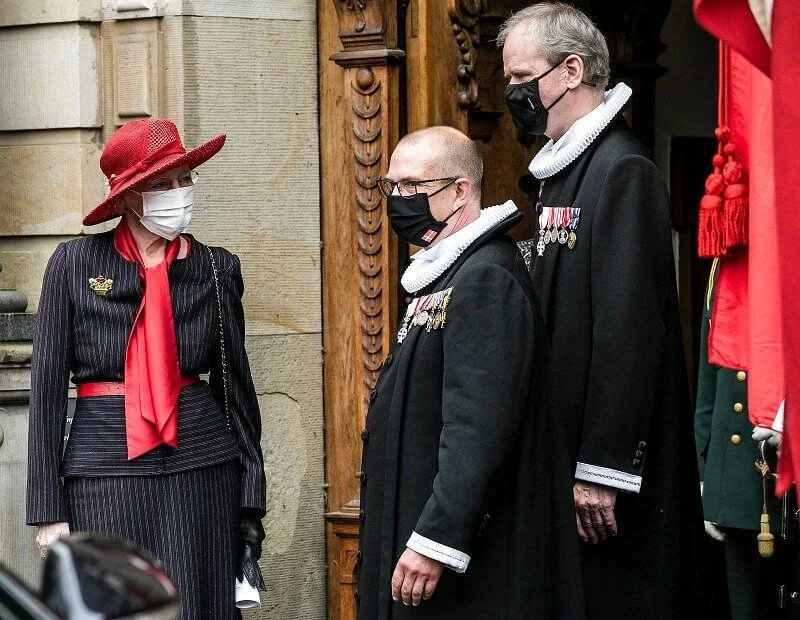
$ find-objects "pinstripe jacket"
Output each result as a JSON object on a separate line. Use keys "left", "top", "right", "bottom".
{"left": 26, "top": 231, "right": 266, "bottom": 525}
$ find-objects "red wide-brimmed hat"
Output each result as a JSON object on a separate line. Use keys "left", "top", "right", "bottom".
{"left": 84, "top": 118, "right": 226, "bottom": 226}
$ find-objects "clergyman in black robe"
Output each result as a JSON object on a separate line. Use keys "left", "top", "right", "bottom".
{"left": 357, "top": 126, "right": 584, "bottom": 619}
{"left": 500, "top": 5, "right": 703, "bottom": 619}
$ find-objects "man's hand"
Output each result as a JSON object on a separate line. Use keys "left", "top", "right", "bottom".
{"left": 573, "top": 481, "right": 618, "bottom": 543}
{"left": 391, "top": 548, "right": 445, "bottom": 606}
{"left": 36, "top": 522, "right": 70, "bottom": 559}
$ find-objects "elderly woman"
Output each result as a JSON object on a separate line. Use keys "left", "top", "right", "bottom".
{"left": 26, "top": 118, "right": 266, "bottom": 618}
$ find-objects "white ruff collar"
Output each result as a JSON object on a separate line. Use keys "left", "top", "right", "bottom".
{"left": 401, "top": 201, "right": 518, "bottom": 294}
{"left": 529, "top": 83, "right": 632, "bottom": 179}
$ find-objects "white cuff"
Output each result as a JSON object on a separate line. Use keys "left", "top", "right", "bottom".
{"left": 575, "top": 462, "right": 642, "bottom": 493}
{"left": 773, "top": 400, "right": 785, "bottom": 433}
{"left": 406, "top": 532, "right": 470, "bottom": 574}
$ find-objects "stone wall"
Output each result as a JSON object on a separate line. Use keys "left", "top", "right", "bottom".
{"left": 0, "top": 2, "right": 325, "bottom": 617}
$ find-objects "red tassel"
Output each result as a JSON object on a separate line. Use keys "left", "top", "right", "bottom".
{"left": 723, "top": 182, "right": 748, "bottom": 249}
{"left": 698, "top": 193, "right": 725, "bottom": 258}
{"left": 721, "top": 143, "right": 748, "bottom": 250}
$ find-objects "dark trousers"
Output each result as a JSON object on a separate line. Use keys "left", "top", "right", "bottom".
{"left": 723, "top": 528, "right": 781, "bottom": 620}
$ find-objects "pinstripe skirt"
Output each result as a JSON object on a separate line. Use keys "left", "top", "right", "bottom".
{"left": 65, "top": 461, "right": 241, "bottom": 619}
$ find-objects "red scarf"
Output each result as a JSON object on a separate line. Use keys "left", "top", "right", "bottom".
{"left": 114, "top": 218, "right": 183, "bottom": 459}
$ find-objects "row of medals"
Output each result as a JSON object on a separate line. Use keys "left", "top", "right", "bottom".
{"left": 397, "top": 290, "right": 452, "bottom": 343}
{"left": 537, "top": 226, "right": 577, "bottom": 255}
{"left": 397, "top": 309, "right": 443, "bottom": 343}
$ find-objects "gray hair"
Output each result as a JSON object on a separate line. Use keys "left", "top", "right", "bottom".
{"left": 497, "top": 2, "right": 610, "bottom": 89}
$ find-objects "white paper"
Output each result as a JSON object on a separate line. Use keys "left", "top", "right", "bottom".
{"left": 235, "top": 577, "right": 261, "bottom": 609}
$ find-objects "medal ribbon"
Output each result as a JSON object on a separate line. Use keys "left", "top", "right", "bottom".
{"left": 570, "top": 208, "right": 580, "bottom": 230}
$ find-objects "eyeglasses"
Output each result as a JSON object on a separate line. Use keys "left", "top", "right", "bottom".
{"left": 377, "top": 177, "right": 458, "bottom": 199}
{"left": 139, "top": 170, "right": 199, "bottom": 195}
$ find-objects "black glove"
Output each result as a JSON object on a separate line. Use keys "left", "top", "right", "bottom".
{"left": 237, "top": 509, "right": 266, "bottom": 591}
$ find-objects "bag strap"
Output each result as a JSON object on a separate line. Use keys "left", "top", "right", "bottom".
{"left": 207, "top": 246, "right": 231, "bottom": 430}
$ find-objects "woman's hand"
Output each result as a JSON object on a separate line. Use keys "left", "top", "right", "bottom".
{"left": 36, "top": 522, "right": 70, "bottom": 559}
{"left": 237, "top": 511, "right": 266, "bottom": 591}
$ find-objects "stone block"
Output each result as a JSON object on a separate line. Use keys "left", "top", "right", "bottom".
{"left": 243, "top": 332, "right": 326, "bottom": 619}
{"left": 0, "top": 0, "right": 102, "bottom": 26}
{"left": 100, "top": 18, "right": 164, "bottom": 135}
{"left": 0, "top": 134, "right": 104, "bottom": 236}
{"left": 0, "top": 314, "right": 36, "bottom": 342}
{"left": 0, "top": 237, "right": 73, "bottom": 312}
{"left": 182, "top": 17, "right": 321, "bottom": 336}
{"left": 0, "top": 23, "right": 102, "bottom": 130}
{"left": 180, "top": 0, "right": 315, "bottom": 21}
{"left": 100, "top": 0, "right": 315, "bottom": 21}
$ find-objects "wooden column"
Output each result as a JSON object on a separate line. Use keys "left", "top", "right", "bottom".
{"left": 320, "top": 1, "right": 403, "bottom": 617}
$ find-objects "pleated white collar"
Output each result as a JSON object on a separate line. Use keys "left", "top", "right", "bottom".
{"left": 529, "top": 83, "right": 632, "bottom": 180}
{"left": 401, "top": 201, "right": 518, "bottom": 294}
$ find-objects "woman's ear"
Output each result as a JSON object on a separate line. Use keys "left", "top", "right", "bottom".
{"left": 122, "top": 191, "right": 143, "bottom": 217}
{"left": 563, "top": 54, "right": 585, "bottom": 89}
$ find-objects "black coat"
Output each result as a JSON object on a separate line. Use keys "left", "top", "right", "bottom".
{"left": 521, "top": 115, "right": 704, "bottom": 618}
{"left": 357, "top": 214, "right": 584, "bottom": 619}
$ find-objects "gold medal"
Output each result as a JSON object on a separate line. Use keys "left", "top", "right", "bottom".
{"left": 568, "top": 231, "right": 577, "bottom": 249}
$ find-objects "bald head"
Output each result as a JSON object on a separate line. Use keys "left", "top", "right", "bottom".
{"left": 396, "top": 126, "right": 483, "bottom": 200}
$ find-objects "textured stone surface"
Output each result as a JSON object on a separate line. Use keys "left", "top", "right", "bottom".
{"left": 182, "top": 16, "right": 321, "bottom": 337}
{"left": 180, "top": 0, "right": 315, "bottom": 20}
{"left": 0, "top": 342, "right": 32, "bottom": 367}
{"left": 0, "top": 314, "right": 36, "bottom": 342}
{"left": 99, "top": 18, "right": 164, "bottom": 136}
{"left": 244, "top": 332, "right": 325, "bottom": 619}
{"left": 0, "top": 237, "right": 72, "bottom": 312}
{"left": 0, "top": 23, "right": 102, "bottom": 131}
{"left": 0, "top": 0, "right": 101, "bottom": 26}
{"left": 100, "top": 0, "right": 315, "bottom": 21}
{"left": 0, "top": 291, "right": 27, "bottom": 313}
{"left": 0, "top": 139, "right": 104, "bottom": 236}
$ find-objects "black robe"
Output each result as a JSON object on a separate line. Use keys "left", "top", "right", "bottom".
{"left": 357, "top": 213, "right": 584, "bottom": 619}
{"left": 520, "top": 115, "right": 704, "bottom": 618}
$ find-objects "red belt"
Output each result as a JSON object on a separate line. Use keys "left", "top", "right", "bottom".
{"left": 77, "top": 376, "right": 201, "bottom": 398}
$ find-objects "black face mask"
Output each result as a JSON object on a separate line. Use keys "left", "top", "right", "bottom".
{"left": 387, "top": 183, "right": 461, "bottom": 247}
{"left": 504, "top": 63, "right": 569, "bottom": 136}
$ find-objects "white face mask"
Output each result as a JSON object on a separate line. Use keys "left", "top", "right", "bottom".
{"left": 139, "top": 185, "right": 195, "bottom": 241}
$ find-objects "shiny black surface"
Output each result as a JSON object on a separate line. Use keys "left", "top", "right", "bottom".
{"left": 41, "top": 534, "right": 177, "bottom": 619}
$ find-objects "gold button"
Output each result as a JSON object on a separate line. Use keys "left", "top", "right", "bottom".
{"left": 734, "top": 403, "right": 744, "bottom": 413}
{"left": 737, "top": 371, "right": 747, "bottom": 382}
{"left": 731, "top": 434, "right": 742, "bottom": 445}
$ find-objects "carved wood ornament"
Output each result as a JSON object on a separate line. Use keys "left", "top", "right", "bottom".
{"left": 352, "top": 67, "right": 385, "bottom": 410}
{"left": 449, "top": 0, "right": 483, "bottom": 109}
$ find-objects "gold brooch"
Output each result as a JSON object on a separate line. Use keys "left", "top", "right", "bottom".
{"left": 89, "top": 275, "right": 113, "bottom": 296}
